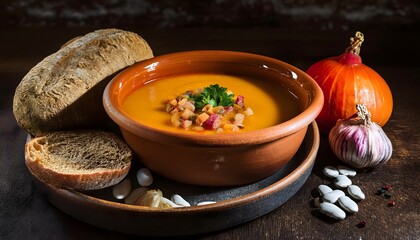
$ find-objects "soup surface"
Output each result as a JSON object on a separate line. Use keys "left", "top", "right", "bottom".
{"left": 121, "top": 73, "right": 300, "bottom": 134}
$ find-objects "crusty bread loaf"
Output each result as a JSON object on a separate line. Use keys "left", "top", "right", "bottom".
{"left": 13, "top": 28, "right": 153, "bottom": 136}
{"left": 25, "top": 130, "right": 132, "bottom": 190}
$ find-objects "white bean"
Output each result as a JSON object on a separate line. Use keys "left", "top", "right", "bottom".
{"left": 171, "top": 194, "right": 191, "bottom": 207}
{"left": 313, "top": 166, "right": 364, "bottom": 221}
{"left": 137, "top": 168, "right": 153, "bottom": 186}
{"left": 319, "top": 202, "right": 346, "bottom": 220}
{"left": 323, "top": 190, "right": 345, "bottom": 203}
{"left": 338, "top": 196, "right": 359, "bottom": 213}
{"left": 317, "top": 184, "right": 333, "bottom": 196}
{"left": 347, "top": 185, "right": 366, "bottom": 200}
{"left": 323, "top": 166, "right": 339, "bottom": 178}
{"left": 124, "top": 187, "right": 148, "bottom": 204}
{"left": 337, "top": 165, "right": 357, "bottom": 177}
{"left": 197, "top": 201, "right": 217, "bottom": 206}
{"left": 112, "top": 179, "right": 131, "bottom": 200}
{"left": 334, "top": 175, "right": 352, "bottom": 188}
{"left": 161, "top": 197, "right": 183, "bottom": 208}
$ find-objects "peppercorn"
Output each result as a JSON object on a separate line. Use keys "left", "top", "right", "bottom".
{"left": 376, "top": 189, "right": 385, "bottom": 195}
{"left": 357, "top": 220, "right": 367, "bottom": 228}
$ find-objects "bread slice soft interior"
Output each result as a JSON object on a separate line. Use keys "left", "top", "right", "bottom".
{"left": 25, "top": 130, "right": 132, "bottom": 191}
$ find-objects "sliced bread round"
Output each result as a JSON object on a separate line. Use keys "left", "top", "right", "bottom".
{"left": 13, "top": 28, "right": 154, "bottom": 136}
{"left": 25, "top": 130, "right": 132, "bottom": 190}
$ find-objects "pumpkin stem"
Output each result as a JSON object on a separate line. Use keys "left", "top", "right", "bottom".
{"left": 356, "top": 103, "right": 371, "bottom": 126}
{"left": 345, "top": 31, "right": 364, "bottom": 55}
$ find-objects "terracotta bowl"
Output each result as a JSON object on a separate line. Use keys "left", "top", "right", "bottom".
{"left": 103, "top": 50, "right": 323, "bottom": 186}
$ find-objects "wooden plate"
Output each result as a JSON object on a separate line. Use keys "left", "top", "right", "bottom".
{"left": 31, "top": 122, "right": 319, "bottom": 236}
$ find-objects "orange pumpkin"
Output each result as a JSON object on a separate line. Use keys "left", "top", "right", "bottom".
{"left": 306, "top": 32, "right": 393, "bottom": 134}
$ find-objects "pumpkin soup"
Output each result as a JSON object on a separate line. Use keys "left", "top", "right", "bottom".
{"left": 121, "top": 73, "right": 300, "bottom": 134}
{"left": 165, "top": 84, "right": 254, "bottom": 133}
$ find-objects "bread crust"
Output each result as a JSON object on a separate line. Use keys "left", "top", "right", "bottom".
{"left": 13, "top": 28, "right": 154, "bottom": 136}
{"left": 25, "top": 130, "right": 132, "bottom": 191}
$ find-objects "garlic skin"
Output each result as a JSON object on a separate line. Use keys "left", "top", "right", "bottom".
{"left": 329, "top": 104, "right": 393, "bottom": 168}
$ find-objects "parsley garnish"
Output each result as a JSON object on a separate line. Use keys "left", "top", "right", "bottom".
{"left": 191, "top": 84, "right": 234, "bottom": 110}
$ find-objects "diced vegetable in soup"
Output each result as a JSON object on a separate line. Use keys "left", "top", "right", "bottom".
{"left": 166, "top": 84, "right": 253, "bottom": 133}
{"left": 121, "top": 73, "right": 301, "bottom": 134}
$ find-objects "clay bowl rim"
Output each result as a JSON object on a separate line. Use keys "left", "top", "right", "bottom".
{"left": 103, "top": 50, "right": 323, "bottom": 146}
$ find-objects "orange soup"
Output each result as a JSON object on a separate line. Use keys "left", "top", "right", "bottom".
{"left": 121, "top": 73, "right": 300, "bottom": 134}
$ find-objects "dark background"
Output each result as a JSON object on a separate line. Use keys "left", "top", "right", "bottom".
{"left": 1, "top": 0, "right": 419, "bottom": 67}
{"left": 2, "top": 0, "right": 419, "bottom": 30}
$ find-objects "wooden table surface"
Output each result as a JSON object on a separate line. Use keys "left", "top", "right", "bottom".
{"left": 1, "top": 27, "right": 419, "bottom": 239}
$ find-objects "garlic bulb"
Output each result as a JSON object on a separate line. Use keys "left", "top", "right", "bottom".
{"left": 329, "top": 104, "right": 393, "bottom": 168}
